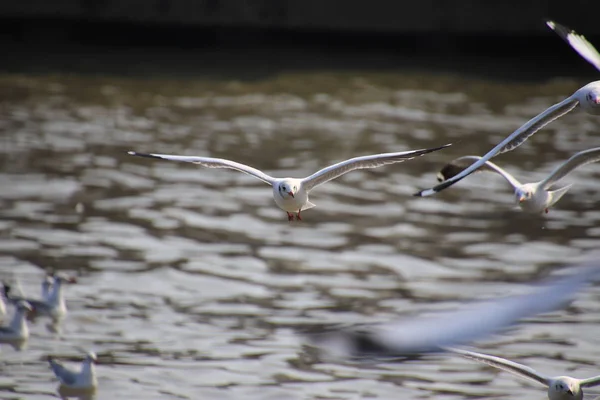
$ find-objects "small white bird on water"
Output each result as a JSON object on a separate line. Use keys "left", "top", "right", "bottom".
{"left": 305, "top": 262, "right": 600, "bottom": 358}
{"left": 49, "top": 351, "right": 98, "bottom": 400}
{"left": 128, "top": 144, "right": 450, "bottom": 221}
{"left": 4, "top": 274, "right": 75, "bottom": 322}
{"left": 0, "top": 300, "right": 32, "bottom": 342}
{"left": 448, "top": 347, "right": 600, "bottom": 400}
{"left": 414, "top": 20, "right": 600, "bottom": 198}
{"left": 436, "top": 147, "right": 600, "bottom": 214}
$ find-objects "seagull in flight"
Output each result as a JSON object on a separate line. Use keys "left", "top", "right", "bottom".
{"left": 448, "top": 347, "right": 600, "bottom": 400}
{"left": 414, "top": 20, "right": 600, "bottom": 198}
{"left": 304, "top": 262, "right": 600, "bottom": 359}
{"left": 436, "top": 147, "right": 600, "bottom": 214}
{"left": 128, "top": 144, "right": 450, "bottom": 221}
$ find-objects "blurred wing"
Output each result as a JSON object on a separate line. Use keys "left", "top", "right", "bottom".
{"left": 446, "top": 348, "right": 551, "bottom": 386}
{"left": 414, "top": 97, "right": 580, "bottom": 197}
{"left": 306, "top": 262, "right": 600, "bottom": 358}
{"left": 580, "top": 375, "right": 600, "bottom": 388}
{"left": 302, "top": 144, "right": 451, "bottom": 191}
{"left": 128, "top": 151, "right": 276, "bottom": 185}
{"left": 546, "top": 20, "right": 600, "bottom": 72}
{"left": 49, "top": 359, "right": 78, "bottom": 385}
{"left": 437, "top": 155, "right": 522, "bottom": 189}
{"left": 540, "top": 147, "right": 600, "bottom": 189}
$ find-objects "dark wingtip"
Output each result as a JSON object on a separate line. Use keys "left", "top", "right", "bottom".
{"left": 128, "top": 151, "right": 161, "bottom": 160}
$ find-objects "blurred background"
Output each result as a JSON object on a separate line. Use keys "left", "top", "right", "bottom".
{"left": 1, "top": 1, "right": 600, "bottom": 399}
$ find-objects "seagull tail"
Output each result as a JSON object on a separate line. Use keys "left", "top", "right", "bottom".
{"left": 301, "top": 201, "right": 316, "bottom": 211}
{"left": 548, "top": 184, "right": 573, "bottom": 207}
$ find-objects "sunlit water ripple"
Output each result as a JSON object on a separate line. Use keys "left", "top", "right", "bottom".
{"left": 0, "top": 72, "right": 599, "bottom": 399}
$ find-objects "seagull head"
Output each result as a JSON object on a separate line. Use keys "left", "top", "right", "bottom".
{"left": 278, "top": 180, "right": 297, "bottom": 199}
{"left": 551, "top": 377, "right": 580, "bottom": 398}
{"left": 16, "top": 300, "right": 33, "bottom": 314}
{"left": 578, "top": 81, "right": 600, "bottom": 115}
{"left": 85, "top": 351, "right": 98, "bottom": 363}
{"left": 515, "top": 188, "right": 532, "bottom": 204}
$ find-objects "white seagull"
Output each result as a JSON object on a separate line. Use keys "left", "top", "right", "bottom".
{"left": 305, "top": 262, "right": 600, "bottom": 358}
{"left": 0, "top": 300, "right": 32, "bottom": 342}
{"left": 448, "top": 347, "right": 600, "bottom": 400}
{"left": 128, "top": 144, "right": 450, "bottom": 221}
{"left": 414, "top": 21, "right": 600, "bottom": 198}
{"left": 4, "top": 274, "right": 75, "bottom": 322}
{"left": 436, "top": 147, "right": 600, "bottom": 214}
{"left": 49, "top": 351, "right": 98, "bottom": 390}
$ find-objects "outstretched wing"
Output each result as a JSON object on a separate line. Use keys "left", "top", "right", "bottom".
{"left": 540, "top": 147, "right": 600, "bottom": 189}
{"left": 302, "top": 144, "right": 451, "bottom": 191}
{"left": 128, "top": 151, "right": 276, "bottom": 185}
{"left": 305, "top": 262, "right": 600, "bottom": 358}
{"left": 414, "top": 97, "right": 579, "bottom": 197}
{"left": 437, "top": 155, "right": 522, "bottom": 189}
{"left": 446, "top": 348, "right": 551, "bottom": 386}
{"left": 49, "top": 358, "right": 78, "bottom": 385}
{"left": 580, "top": 375, "right": 600, "bottom": 388}
{"left": 546, "top": 20, "right": 600, "bottom": 72}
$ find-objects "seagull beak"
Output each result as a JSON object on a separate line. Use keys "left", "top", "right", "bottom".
{"left": 518, "top": 196, "right": 526, "bottom": 203}
{"left": 593, "top": 95, "right": 600, "bottom": 104}
{"left": 567, "top": 389, "right": 574, "bottom": 396}
{"left": 67, "top": 276, "right": 78, "bottom": 284}
{"left": 288, "top": 191, "right": 294, "bottom": 198}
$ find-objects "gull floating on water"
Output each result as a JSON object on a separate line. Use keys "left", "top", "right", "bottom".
{"left": 414, "top": 21, "right": 600, "bottom": 198}
{"left": 4, "top": 274, "right": 75, "bottom": 322}
{"left": 49, "top": 351, "right": 98, "bottom": 400}
{"left": 305, "top": 262, "right": 600, "bottom": 359}
{"left": 0, "top": 300, "right": 32, "bottom": 342}
{"left": 448, "top": 347, "right": 600, "bottom": 400}
{"left": 436, "top": 147, "right": 600, "bottom": 213}
{"left": 128, "top": 144, "right": 450, "bottom": 220}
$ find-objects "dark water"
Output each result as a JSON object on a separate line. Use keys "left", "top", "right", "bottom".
{"left": 1, "top": 65, "right": 599, "bottom": 400}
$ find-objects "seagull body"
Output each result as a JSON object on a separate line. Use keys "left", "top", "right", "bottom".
{"left": 415, "top": 20, "right": 600, "bottom": 198}
{"left": 436, "top": 147, "right": 600, "bottom": 213}
{"left": 0, "top": 292, "right": 6, "bottom": 322}
{"left": 49, "top": 351, "right": 98, "bottom": 390}
{"left": 448, "top": 348, "right": 600, "bottom": 400}
{"left": 4, "top": 275, "right": 72, "bottom": 322}
{"left": 0, "top": 301, "right": 32, "bottom": 342}
{"left": 305, "top": 262, "right": 600, "bottom": 359}
{"left": 128, "top": 144, "right": 450, "bottom": 220}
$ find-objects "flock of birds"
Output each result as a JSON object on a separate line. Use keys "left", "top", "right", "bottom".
{"left": 3, "top": 19, "right": 600, "bottom": 400}
{"left": 0, "top": 274, "right": 97, "bottom": 399}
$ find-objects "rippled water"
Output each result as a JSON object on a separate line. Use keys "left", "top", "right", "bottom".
{"left": 1, "top": 69, "right": 600, "bottom": 400}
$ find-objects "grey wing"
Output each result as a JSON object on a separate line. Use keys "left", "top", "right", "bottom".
{"left": 446, "top": 348, "right": 551, "bottom": 386}
{"left": 414, "top": 97, "right": 579, "bottom": 197}
{"left": 540, "top": 147, "right": 600, "bottom": 189}
{"left": 580, "top": 376, "right": 600, "bottom": 388}
{"left": 49, "top": 359, "right": 78, "bottom": 385}
{"left": 127, "top": 151, "right": 276, "bottom": 185}
{"left": 547, "top": 20, "right": 600, "bottom": 72}
{"left": 301, "top": 144, "right": 451, "bottom": 191}
{"left": 306, "top": 262, "right": 600, "bottom": 357}
{"left": 437, "top": 155, "right": 522, "bottom": 189}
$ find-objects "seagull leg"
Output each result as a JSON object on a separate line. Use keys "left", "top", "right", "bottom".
{"left": 287, "top": 212, "right": 294, "bottom": 221}
{"left": 545, "top": 208, "right": 549, "bottom": 214}
{"left": 296, "top": 210, "right": 302, "bottom": 221}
